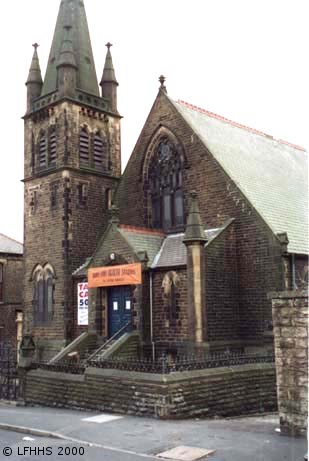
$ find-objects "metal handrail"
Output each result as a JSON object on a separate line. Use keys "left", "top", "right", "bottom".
{"left": 86, "top": 321, "right": 132, "bottom": 362}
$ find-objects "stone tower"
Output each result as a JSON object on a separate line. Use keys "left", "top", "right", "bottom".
{"left": 23, "top": 0, "right": 121, "bottom": 359}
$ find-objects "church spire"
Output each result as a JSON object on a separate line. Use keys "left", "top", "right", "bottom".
{"left": 100, "top": 43, "right": 119, "bottom": 113}
{"left": 25, "top": 44, "right": 43, "bottom": 112}
{"left": 41, "top": 0, "right": 99, "bottom": 97}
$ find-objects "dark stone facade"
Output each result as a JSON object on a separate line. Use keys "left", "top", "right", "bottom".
{"left": 0, "top": 252, "right": 23, "bottom": 348}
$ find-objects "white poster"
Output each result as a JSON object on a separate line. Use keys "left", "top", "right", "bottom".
{"left": 77, "top": 282, "right": 88, "bottom": 325}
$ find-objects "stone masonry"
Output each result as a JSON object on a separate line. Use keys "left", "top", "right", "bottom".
{"left": 271, "top": 290, "right": 308, "bottom": 437}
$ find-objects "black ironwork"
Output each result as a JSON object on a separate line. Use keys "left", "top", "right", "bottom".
{"left": 88, "top": 351, "right": 275, "bottom": 374}
{"left": 33, "top": 361, "right": 85, "bottom": 375}
{"left": 0, "top": 344, "right": 18, "bottom": 400}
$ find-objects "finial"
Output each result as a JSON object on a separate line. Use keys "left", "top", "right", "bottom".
{"left": 159, "top": 75, "right": 167, "bottom": 93}
{"left": 106, "top": 42, "right": 113, "bottom": 50}
{"left": 32, "top": 43, "right": 39, "bottom": 51}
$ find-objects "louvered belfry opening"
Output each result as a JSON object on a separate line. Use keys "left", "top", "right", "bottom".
{"left": 39, "top": 134, "right": 47, "bottom": 168}
{"left": 94, "top": 133, "right": 104, "bottom": 168}
{"left": 79, "top": 128, "right": 89, "bottom": 164}
{"left": 49, "top": 128, "right": 57, "bottom": 165}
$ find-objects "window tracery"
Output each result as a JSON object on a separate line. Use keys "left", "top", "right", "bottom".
{"left": 149, "top": 138, "right": 184, "bottom": 231}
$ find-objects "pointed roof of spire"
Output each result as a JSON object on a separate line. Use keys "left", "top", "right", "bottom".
{"left": 100, "top": 43, "right": 118, "bottom": 85}
{"left": 183, "top": 191, "right": 207, "bottom": 244}
{"left": 26, "top": 43, "right": 43, "bottom": 85}
{"left": 41, "top": 0, "right": 99, "bottom": 96}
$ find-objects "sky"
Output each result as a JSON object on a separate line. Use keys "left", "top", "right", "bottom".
{"left": 0, "top": 0, "right": 307, "bottom": 243}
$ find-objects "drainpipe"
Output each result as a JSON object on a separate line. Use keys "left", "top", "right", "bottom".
{"left": 150, "top": 272, "right": 155, "bottom": 361}
{"left": 291, "top": 253, "right": 296, "bottom": 289}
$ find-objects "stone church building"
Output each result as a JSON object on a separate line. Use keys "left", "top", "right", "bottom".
{"left": 22, "top": 0, "right": 308, "bottom": 361}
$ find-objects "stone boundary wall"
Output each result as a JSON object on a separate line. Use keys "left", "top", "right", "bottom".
{"left": 24, "top": 363, "right": 276, "bottom": 419}
{"left": 270, "top": 290, "right": 308, "bottom": 437}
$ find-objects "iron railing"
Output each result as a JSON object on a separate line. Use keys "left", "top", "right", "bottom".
{"left": 34, "top": 350, "right": 274, "bottom": 376}
{"left": 0, "top": 344, "right": 18, "bottom": 400}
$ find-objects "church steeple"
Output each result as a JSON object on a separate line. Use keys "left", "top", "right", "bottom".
{"left": 25, "top": 44, "right": 43, "bottom": 112}
{"left": 56, "top": 23, "right": 78, "bottom": 97}
{"left": 41, "top": 0, "right": 99, "bottom": 97}
{"left": 100, "top": 43, "right": 119, "bottom": 113}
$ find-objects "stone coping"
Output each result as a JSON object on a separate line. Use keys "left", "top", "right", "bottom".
{"left": 27, "top": 362, "right": 275, "bottom": 384}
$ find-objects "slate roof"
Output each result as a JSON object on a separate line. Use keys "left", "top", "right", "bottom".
{"left": 170, "top": 98, "right": 308, "bottom": 255}
{"left": 151, "top": 228, "right": 221, "bottom": 269}
{"left": 41, "top": 0, "right": 99, "bottom": 97}
{"left": 118, "top": 226, "right": 164, "bottom": 267}
{"left": 0, "top": 234, "right": 23, "bottom": 255}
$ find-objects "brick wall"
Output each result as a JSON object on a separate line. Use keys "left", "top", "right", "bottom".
{"left": 115, "top": 91, "right": 284, "bottom": 342}
{"left": 0, "top": 254, "right": 23, "bottom": 347}
{"left": 24, "top": 363, "right": 277, "bottom": 418}
{"left": 271, "top": 290, "right": 308, "bottom": 437}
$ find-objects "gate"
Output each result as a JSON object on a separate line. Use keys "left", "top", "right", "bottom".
{"left": 0, "top": 344, "right": 18, "bottom": 400}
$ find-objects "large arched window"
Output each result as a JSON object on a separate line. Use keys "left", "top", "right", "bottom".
{"left": 32, "top": 264, "right": 55, "bottom": 324}
{"left": 149, "top": 138, "right": 185, "bottom": 232}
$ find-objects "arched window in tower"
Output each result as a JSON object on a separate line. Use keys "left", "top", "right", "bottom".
{"left": 149, "top": 138, "right": 185, "bottom": 232}
{"left": 49, "top": 127, "right": 57, "bottom": 165}
{"left": 32, "top": 264, "right": 55, "bottom": 324}
{"left": 93, "top": 132, "right": 104, "bottom": 169}
{"left": 39, "top": 132, "right": 47, "bottom": 168}
{"left": 79, "top": 127, "right": 90, "bottom": 165}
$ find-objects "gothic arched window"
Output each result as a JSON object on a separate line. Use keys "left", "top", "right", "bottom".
{"left": 149, "top": 138, "right": 185, "bottom": 232}
{"left": 79, "top": 127, "right": 90, "bottom": 165}
{"left": 32, "top": 264, "right": 55, "bottom": 324}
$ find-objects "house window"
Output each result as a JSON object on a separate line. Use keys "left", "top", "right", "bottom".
{"left": 79, "top": 128, "right": 89, "bottom": 165}
{"left": 39, "top": 132, "right": 47, "bottom": 168}
{"left": 94, "top": 133, "right": 104, "bottom": 169}
{"left": 0, "top": 263, "right": 3, "bottom": 302}
{"left": 49, "top": 127, "right": 57, "bottom": 165}
{"left": 149, "top": 139, "right": 185, "bottom": 232}
{"left": 32, "top": 264, "right": 55, "bottom": 324}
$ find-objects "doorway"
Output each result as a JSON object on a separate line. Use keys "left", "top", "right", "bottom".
{"left": 108, "top": 286, "right": 132, "bottom": 337}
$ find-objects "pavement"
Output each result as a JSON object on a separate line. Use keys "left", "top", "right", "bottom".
{"left": 0, "top": 403, "right": 307, "bottom": 461}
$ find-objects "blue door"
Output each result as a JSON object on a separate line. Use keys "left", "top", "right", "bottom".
{"left": 108, "top": 286, "right": 132, "bottom": 337}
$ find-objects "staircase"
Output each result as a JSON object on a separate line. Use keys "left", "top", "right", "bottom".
{"left": 86, "top": 321, "right": 133, "bottom": 363}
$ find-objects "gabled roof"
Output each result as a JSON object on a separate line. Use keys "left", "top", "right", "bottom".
{"left": 41, "top": 0, "right": 99, "bottom": 97}
{"left": 0, "top": 234, "right": 23, "bottom": 255}
{"left": 170, "top": 98, "right": 308, "bottom": 254}
{"left": 152, "top": 227, "right": 222, "bottom": 269}
{"left": 118, "top": 225, "right": 164, "bottom": 267}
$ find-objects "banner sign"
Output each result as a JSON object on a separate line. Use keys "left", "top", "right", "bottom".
{"left": 88, "top": 263, "right": 142, "bottom": 288}
{"left": 77, "top": 282, "right": 88, "bottom": 325}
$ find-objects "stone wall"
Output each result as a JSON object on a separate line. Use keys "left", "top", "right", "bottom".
{"left": 24, "top": 363, "right": 277, "bottom": 419}
{"left": 271, "top": 290, "right": 308, "bottom": 437}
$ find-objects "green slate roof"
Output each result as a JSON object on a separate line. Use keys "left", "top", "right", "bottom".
{"left": 118, "top": 226, "right": 164, "bottom": 267}
{"left": 170, "top": 98, "right": 308, "bottom": 255}
{"left": 41, "top": 0, "right": 99, "bottom": 97}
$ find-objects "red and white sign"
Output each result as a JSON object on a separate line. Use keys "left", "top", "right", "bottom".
{"left": 77, "top": 282, "right": 88, "bottom": 326}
